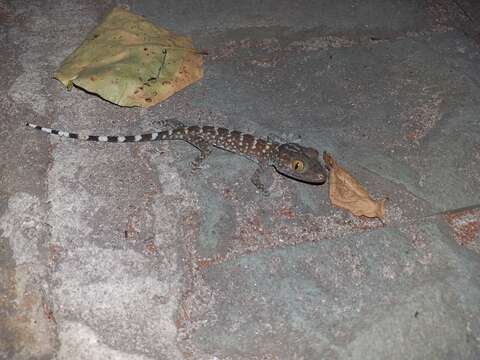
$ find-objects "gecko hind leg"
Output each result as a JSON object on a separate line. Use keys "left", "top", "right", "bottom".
{"left": 188, "top": 138, "right": 212, "bottom": 170}
{"left": 152, "top": 117, "right": 186, "bottom": 129}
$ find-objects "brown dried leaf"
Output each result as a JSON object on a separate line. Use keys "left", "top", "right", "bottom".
{"left": 323, "top": 152, "right": 386, "bottom": 220}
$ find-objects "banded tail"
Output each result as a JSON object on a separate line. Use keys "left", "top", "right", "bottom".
{"left": 26, "top": 122, "right": 178, "bottom": 143}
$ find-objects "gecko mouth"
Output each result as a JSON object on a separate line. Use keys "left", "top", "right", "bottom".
{"left": 277, "top": 171, "right": 327, "bottom": 185}
{"left": 308, "top": 175, "right": 327, "bottom": 185}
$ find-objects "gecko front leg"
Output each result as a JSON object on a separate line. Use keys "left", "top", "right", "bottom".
{"left": 251, "top": 163, "right": 273, "bottom": 196}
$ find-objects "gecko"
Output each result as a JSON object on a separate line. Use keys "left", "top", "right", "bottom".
{"left": 26, "top": 122, "right": 327, "bottom": 193}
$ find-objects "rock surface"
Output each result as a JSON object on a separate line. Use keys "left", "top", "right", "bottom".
{"left": 1, "top": 1, "right": 479, "bottom": 359}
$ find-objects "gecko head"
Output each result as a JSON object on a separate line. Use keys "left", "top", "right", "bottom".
{"left": 273, "top": 143, "right": 327, "bottom": 184}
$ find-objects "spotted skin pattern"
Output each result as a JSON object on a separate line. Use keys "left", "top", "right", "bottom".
{"left": 26, "top": 122, "right": 327, "bottom": 193}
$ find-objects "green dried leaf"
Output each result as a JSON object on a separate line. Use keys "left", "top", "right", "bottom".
{"left": 55, "top": 6, "right": 203, "bottom": 107}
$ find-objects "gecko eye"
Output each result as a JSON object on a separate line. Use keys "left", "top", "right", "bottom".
{"left": 292, "top": 160, "right": 304, "bottom": 172}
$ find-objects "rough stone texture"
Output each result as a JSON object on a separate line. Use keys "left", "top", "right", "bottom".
{"left": 193, "top": 219, "right": 480, "bottom": 359}
{"left": 1, "top": 0, "right": 479, "bottom": 359}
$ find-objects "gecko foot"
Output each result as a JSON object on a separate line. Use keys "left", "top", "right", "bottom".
{"left": 251, "top": 165, "right": 273, "bottom": 196}
{"left": 190, "top": 140, "right": 212, "bottom": 171}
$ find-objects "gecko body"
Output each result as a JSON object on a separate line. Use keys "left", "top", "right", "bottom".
{"left": 26, "top": 122, "right": 327, "bottom": 193}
